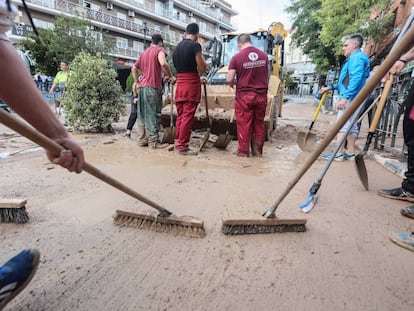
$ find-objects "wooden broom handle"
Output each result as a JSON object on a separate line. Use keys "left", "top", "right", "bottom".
{"left": 0, "top": 109, "right": 171, "bottom": 216}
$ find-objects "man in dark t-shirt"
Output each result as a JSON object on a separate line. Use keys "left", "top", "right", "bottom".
{"left": 172, "top": 23, "right": 207, "bottom": 155}
{"left": 227, "top": 33, "right": 269, "bottom": 157}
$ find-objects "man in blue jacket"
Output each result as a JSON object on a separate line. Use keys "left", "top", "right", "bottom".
{"left": 320, "top": 33, "right": 370, "bottom": 161}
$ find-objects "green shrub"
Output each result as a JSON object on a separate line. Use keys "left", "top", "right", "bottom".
{"left": 62, "top": 52, "right": 125, "bottom": 132}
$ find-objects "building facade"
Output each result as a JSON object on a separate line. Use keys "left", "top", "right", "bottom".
{"left": 9, "top": 0, "right": 238, "bottom": 65}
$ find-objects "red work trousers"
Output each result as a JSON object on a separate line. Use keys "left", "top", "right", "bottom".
{"left": 234, "top": 92, "right": 267, "bottom": 156}
{"left": 175, "top": 101, "right": 198, "bottom": 151}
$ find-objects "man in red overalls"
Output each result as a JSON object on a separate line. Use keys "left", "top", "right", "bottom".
{"left": 172, "top": 23, "right": 207, "bottom": 155}
{"left": 227, "top": 34, "right": 269, "bottom": 157}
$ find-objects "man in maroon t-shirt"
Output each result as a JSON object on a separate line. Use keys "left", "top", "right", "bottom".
{"left": 227, "top": 33, "right": 269, "bottom": 157}
{"left": 132, "top": 34, "right": 174, "bottom": 148}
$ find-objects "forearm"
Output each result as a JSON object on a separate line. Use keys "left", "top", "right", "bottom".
{"left": 400, "top": 46, "right": 414, "bottom": 62}
{"left": 0, "top": 41, "right": 68, "bottom": 140}
{"left": 131, "top": 66, "right": 139, "bottom": 83}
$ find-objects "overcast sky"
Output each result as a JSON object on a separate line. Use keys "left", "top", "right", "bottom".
{"left": 225, "top": 0, "right": 293, "bottom": 32}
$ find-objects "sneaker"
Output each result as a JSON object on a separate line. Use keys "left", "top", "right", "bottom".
{"left": 320, "top": 152, "right": 344, "bottom": 162}
{"left": 389, "top": 231, "right": 414, "bottom": 252}
{"left": 377, "top": 187, "right": 414, "bottom": 202}
{"left": 400, "top": 205, "right": 414, "bottom": 219}
{"left": 123, "top": 133, "right": 131, "bottom": 139}
{"left": 343, "top": 152, "right": 356, "bottom": 160}
{"left": 177, "top": 149, "right": 198, "bottom": 156}
{"left": 0, "top": 249, "right": 40, "bottom": 310}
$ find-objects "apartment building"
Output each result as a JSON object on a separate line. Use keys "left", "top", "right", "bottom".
{"left": 9, "top": 0, "right": 238, "bottom": 65}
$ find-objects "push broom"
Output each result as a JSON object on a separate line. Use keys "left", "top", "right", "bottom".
{"left": 0, "top": 109, "right": 206, "bottom": 238}
{"left": 222, "top": 24, "right": 414, "bottom": 235}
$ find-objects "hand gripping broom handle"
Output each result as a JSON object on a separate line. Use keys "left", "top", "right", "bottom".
{"left": 0, "top": 109, "right": 172, "bottom": 217}
{"left": 263, "top": 24, "right": 414, "bottom": 218}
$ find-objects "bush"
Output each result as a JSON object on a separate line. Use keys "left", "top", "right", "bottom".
{"left": 62, "top": 52, "right": 125, "bottom": 132}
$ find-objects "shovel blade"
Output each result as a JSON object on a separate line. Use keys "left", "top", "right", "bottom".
{"left": 355, "top": 153, "right": 369, "bottom": 190}
{"left": 213, "top": 134, "right": 233, "bottom": 150}
{"left": 297, "top": 130, "right": 317, "bottom": 152}
{"left": 162, "top": 127, "right": 175, "bottom": 144}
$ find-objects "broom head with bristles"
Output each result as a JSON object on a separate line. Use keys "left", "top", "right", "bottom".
{"left": 222, "top": 218, "right": 307, "bottom": 235}
{"left": 113, "top": 210, "right": 206, "bottom": 238}
{"left": 0, "top": 199, "right": 29, "bottom": 223}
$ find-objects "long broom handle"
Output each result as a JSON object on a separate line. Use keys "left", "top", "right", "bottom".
{"left": 263, "top": 23, "right": 414, "bottom": 218}
{"left": 0, "top": 109, "right": 173, "bottom": 217}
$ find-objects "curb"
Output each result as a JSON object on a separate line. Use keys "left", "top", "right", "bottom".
{"left": 370, "top": 151, "right": 407, "bottom": 179}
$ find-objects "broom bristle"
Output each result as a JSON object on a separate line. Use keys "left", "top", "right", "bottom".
{"left": 222, "top": 218, "right": 306, "bottom": 235}
{"left": 113, "top": 210, "right": 206, "bottom": 238}
{"left": 0, "top": 207, "right": 29, "bottom": 223}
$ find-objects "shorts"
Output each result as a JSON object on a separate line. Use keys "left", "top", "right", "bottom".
{"left": 337, "top": 99, "right": 360, "bottom": 137}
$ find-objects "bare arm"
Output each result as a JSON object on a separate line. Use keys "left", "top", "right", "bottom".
{"left": 131, "top": 65, "right": 140, "bottom": 94}
{"left": 0, "top": 40, "right": 84, "bottom": 173}
{"left": 195, "top": 51, "right": 207, "bottom": 73}
{"left": 158, "top": 51, "right": 174, "bottom": 82}
{"left": 384, "top": 46, "right": 414, "bottom": 80}
{"left": 226, "top": 69, "right": 236, "bottom": 88}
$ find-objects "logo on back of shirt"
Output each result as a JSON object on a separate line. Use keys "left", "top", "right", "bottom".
{"left": 248, "top": 52, "right": 259, "bottom": 61}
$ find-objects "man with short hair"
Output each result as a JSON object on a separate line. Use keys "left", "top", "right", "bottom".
{"left": 132, "top": 33, "right": 174, "bottom": 149}
{"left": 320, "top": 33, "right": 370, "bottom": 161}
{"left": 226, "top": 33, "right": 269, "bottom": 157}
{"left": 172, "top": 23, "right": 207, "bottom": 155}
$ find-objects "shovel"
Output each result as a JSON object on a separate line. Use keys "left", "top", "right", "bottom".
{"left": 297, "top": 91, "right": 328, "bottom": 152}
{"left": 213, "top": 109, "right": 234, "bottom": 150}
{"left": 354, "top": 76, "right": 394, "bottom": 190}
{"left": 198, "top": 82, "right": 210, "bottom": 152}
{"left": 161, "top": 83, "right": 175, "bottom": 144}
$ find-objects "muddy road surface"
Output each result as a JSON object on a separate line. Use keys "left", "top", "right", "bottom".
{"left": 1, "top": 100, "right": 413, "bottom": 311}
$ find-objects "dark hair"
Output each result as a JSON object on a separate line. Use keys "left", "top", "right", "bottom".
{"left": 349, "top": 33, "right": 364, "bottom": 48}
{"left": 61, "top": 61, "right": 69, "bottom": 66}
{"left": 186, "top": 23, "right": 199, "bottom": 35}
{"left": 237, "top": 33, "right": 251, "bottom": 45}
{"left": 151, "top": 34, "right": 163, "bottom": 45}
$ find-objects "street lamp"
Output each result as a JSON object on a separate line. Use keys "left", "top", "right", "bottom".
{"left": 140, "top": 21, "right": 148, "bottom": 50}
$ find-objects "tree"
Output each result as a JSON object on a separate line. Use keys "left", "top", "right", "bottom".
{"left": 316, "top": 0, "right": 392, "bottom": 55}
{"left": 286, "top": 0, "right": 336, "bottom": 72}
{"left": 286, "top": 0, "right": 393, "bottom": 72}
{"left": 62, "top": 52, "right": 125, "bottom": 132}
{"left": 21, "top": 15, "right": 114, "bottom": 76}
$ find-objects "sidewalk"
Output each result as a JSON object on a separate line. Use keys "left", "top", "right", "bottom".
{"left": 282, "top": 96, "right": 408, "bottom": 180}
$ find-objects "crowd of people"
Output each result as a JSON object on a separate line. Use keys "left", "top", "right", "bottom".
{"left": 1, "top": 1, "right": 414, "bottom": 307}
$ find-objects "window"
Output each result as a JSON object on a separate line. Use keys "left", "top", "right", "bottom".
{"left": 33, "top": 18, "right": 54, "bottom": 30}
{"left": 83, "top": 1, "right": 100, "bottom": 11}
{"left": 133, "top": 41, "right": 144, "bottom": 52}
{"left": 116, "top": 37, "right": 128, "bottom": 49}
